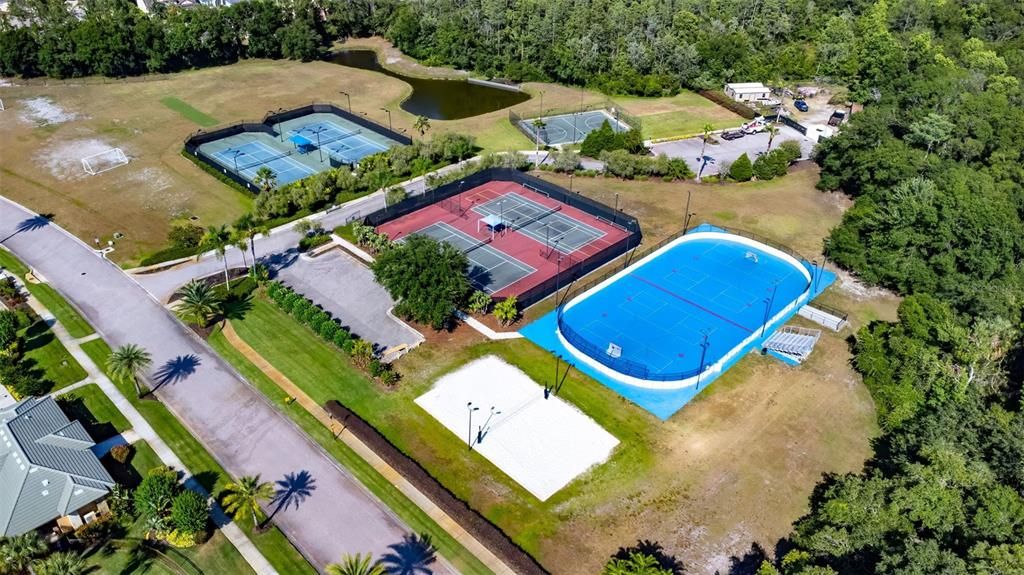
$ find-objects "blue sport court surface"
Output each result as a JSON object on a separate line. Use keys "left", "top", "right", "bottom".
{"left": 517, "top": 109, "right": 631, "bottom": 146}
{"left": 211, "top": 141, "right": 314, "bottom": 186}
{"left": 521, "top": 224, "right": 835, "bottom": 419}
{"left": 289, "top": 120, "right": 389, "bottom": 165}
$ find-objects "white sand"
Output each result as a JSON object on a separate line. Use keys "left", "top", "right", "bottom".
{"left": 37, "top": 137, "right": 115, "bottom": 181}
{"left": 18, "top": 97, "right": 78, "bottom": 125}
{"left": 415, "top": 355, "right": 618, "bottom": 501}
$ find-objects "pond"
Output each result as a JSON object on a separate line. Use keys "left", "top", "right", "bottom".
{"left": 327, "top": 50, "right": 530, "bottom": 120}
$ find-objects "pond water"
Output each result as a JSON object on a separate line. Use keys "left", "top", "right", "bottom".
{"left": 327, "top": 50, "right": 530, "bottom": 120}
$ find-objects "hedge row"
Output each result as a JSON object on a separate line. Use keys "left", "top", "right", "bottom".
{"left": 179, "top": 149, "right": 254, "bottom": 198}
{"left": 698, "top": 90, "right": 758, "bottom": 120}
{"left": 266, "top": 281, "right": 356, "bottom": 353}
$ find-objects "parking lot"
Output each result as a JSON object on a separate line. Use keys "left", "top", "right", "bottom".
{"left": 651, "top": 123, "right": 815, "bottom": 177}
{"left": 272, "top": 249, "right": 424, "bottom": 356}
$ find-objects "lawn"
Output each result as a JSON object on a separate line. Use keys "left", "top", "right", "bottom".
{"left": 212, "top": 164, "right": 890, "bottom": 573}
{"left": 80, "top": 338, "right": 316, "bottom": 575}
{"left": 208, "top": 321, "right": 494, "bottom": 575}
{"left": 21, "top": 319, "right": 87, "bottom": 391}
{"left": 614, "top": 91, "right": 744, "bottom": 140}
{"left": 160, "top": 96, "right": 220, "bottom": 127}
{"left": 57, "top": 383, "right": 130, "bottom": 441}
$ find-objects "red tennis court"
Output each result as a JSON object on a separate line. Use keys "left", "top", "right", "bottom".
{"left": 376, "top": 180, "right": 632, "bottom": 299}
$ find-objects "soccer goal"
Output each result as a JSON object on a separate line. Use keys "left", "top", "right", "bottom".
{"left": 82, "top": 148, "right": 129, "bottom": 175}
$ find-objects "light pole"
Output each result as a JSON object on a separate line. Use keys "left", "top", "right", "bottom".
{"left": 684, "top": 212, "right": 696, "bottom": 231}
{"left": 761, "top": 282, "right": 780, "bottom": 338}
{"left": 569, "top": 173, "right": 574, "bottom": 193}
{"left": 339, "top": 90, "right": 351, "bottom": 113}
{"left": 309, "top": 126, "right": 328, "bottom": 162}
{"left": 696, "top": 331, "right": 710, "bottom": 389}
{"left": 466, "top": 402, "right": 479, "bottom": 450}
{"left": 684, "top": 189, "right": 692, "bottom": 226}
{"left": 477, "top": 406, "right": 501, "bottom": 443}
{"left": 229, "top": 149, "right": 244, "bottom": 174}
{"left": 380, "top": 107, "right": 392, "bottom": 131}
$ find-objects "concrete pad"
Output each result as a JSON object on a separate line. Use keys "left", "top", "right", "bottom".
{"left": 415, "top": 355, "right": 618, "bottom": 501}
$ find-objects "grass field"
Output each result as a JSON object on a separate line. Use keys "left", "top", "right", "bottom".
{"left": 80, "top": 338, "right": 316, "bottom": 575}
{"left": 57, "top": 383, "right": 131, "bottom": 440}
{"left": 208, "top": 163, "right": 893, "bottom": 573}
{"left": 160, "top": 96, "right": 220, "bottom": 127}
{"left": 21, "top": 318, "right": 87, "bottom": 390}
{"left": 0, "top": 42, "right": 744, "bottom": 264}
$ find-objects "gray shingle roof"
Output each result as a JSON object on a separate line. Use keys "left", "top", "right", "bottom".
{"left": 0, "top": 396, "right": 115, "bottom": 536}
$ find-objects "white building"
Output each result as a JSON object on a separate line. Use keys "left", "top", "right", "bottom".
{"left": 724, "top": 82, "right": 772, "bottom": 103}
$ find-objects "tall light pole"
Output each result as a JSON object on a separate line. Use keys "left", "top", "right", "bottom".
{"left": 339, "top": 90, "right": 351, "bottom": 113}
{"left": 466, "top": 402, "right": 479, "bottom": 450}
{"left": 684, "top": 189, "right": 692, "bottom": 227}
{"left": 696, "top": 331, "right": 711, "bottom": 389}
{"left": 309, "top": 126, "right": 328, "bottom": 163}
{"left": 229, "top": 149, "right": 244, "bottom": 174}
{"left": 761, "top": 282, "right": 780, "bottom": 338}
{"left": 380, "top": 107, "right": 392, "bottom": 131}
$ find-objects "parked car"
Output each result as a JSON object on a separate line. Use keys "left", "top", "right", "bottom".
{"left": 721, "top": 130, "right": 744, "bottom": 141}
{"left": 741, "top": 117, "right": 767, "bottom": 134}
{"left": 794, "top": 99, "right": 809, "bottom": 112}
{"left": 828, "top": 110, "right": 847, "bottom": 126}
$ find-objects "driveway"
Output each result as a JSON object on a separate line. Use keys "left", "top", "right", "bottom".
{"left": 270, "top": 248, "right": 423, "bottom": 354}
{"left": 651, "top": 124, "right": 815, "bottom": 177}
{"left": 0, "top": 197, "right": 454, "bottom": 573}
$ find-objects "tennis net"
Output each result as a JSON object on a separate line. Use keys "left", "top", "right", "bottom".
{"left": 509, "top": 205, "right": 561, "bottom": 232}
{"left": 461, "top": 236, "right": 492, "bottom": 254}
{"left": 319, "top": 128, "right": 361, "bottom": 147}
{"left": 237, "top": 151, "right": 292, "bottom": 171}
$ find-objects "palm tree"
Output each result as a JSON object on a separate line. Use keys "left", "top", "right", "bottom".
{"left": 0, "top": 531, "right": 47, "bottom": 574}
{"left": 765, "top": 123, "right": 779, "bottom": 152}
{"left": 699, "top": 122, "right": 713, "bottom": 158}
{"left": 201, "top": 224, "right": 233, "bottom": 290}
{"left": 221, "top": 475, "right": 275, "bottom": 528}
{"left": 33, "top": 552, "right": 86, "bottom": 575}
{"left": 233, "top": 213, "right": 267, "bottom": 274}
{"left": 413, "top": 115, "right": 430, "bottom": 137}
{"left": 325, "top": 553, "right": 386, "bottom": 575}
{"left": 602, "top": 551, "right": 672, "bottom": 575}
{"left": 252, "top": 167, "right": 277, "bottom": 194}
{"left": 174, "top": 280, "right": 223, "bottom": 327}
{"left": 106, "top": 343, "right": 152, "bottom": 398}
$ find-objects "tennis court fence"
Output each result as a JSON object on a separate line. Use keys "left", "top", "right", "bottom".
{"left": 184, "top": 102, "right": 411, "bottom": 192}
{"left": 508, "top": 98, "right": 642, "bottom": 145}
{"left": 361, "top": 167, "right": 642, "bottom": 308}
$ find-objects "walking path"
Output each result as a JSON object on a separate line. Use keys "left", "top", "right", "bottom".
{"left": 220, "top": 322, "right": 516, "bottom": 575}
{"left": 21, "top": 290, "right": 278, "bottom": 575}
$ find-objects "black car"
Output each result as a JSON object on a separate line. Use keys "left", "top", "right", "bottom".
{"left": 721, "top": 130, "right": 744, "bottom": 141}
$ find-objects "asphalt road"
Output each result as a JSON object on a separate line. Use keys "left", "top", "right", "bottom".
{"left": 0, "top": 197, "right": 454, "bottom": 573}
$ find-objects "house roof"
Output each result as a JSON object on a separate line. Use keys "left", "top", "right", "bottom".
{"left": 725, "top": 82, "right": 768, "bottom": 90}
{"left": 0, "top": 397, "right": 114, "bottom": 536}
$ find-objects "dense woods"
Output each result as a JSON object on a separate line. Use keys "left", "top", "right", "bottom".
{"left": 2, "top": 0, "right": 1023, "bottom": 572}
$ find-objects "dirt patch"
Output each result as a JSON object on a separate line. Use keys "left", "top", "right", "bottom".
{"left": 833, "top": 268, "right": 899, "bottom": 302}
{"left": 36, "top": 137, "right": 118, "bottom": 181}
{"left": 18, "top": 96, "right": 79, "bottom": 125}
